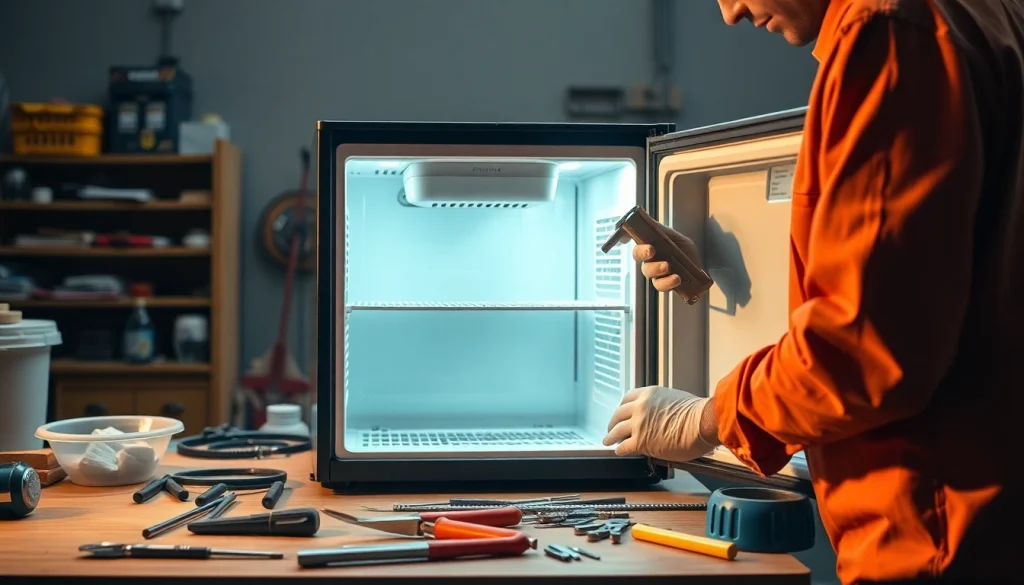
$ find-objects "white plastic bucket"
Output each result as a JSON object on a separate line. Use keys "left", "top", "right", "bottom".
{"left": 0, "top": 319, "right": 62, "bottom": 451}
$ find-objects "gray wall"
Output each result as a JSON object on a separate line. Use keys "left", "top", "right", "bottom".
{"left": 0, "top": 0, "right": 816, "bottom": 371}
{"left": 0, "top": 4, "right": 835, "bottom": 581}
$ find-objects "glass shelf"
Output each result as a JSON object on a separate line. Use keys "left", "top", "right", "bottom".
{"left": 345, "top": 301, "right": 631, "bottom": 312}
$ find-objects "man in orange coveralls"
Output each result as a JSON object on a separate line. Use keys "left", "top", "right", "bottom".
{"left": 603, "top": 1, "right": 1024, "bottom": 584}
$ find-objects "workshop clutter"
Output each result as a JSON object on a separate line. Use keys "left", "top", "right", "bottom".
{"left": 10, "top": 102, "right": 104, "bottom": 157}
{"left": 34, "top": 415, "right": 184, "bottom": 486}
{"left": 3, "top": 421, "right": 813, "bottom": 569}
{"left": 0, "top": 308, "right": 61, "bottom": 452}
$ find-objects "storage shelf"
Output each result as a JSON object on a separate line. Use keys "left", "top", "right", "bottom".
{"left": 0, "top": 201, "right": 210, "bottom": 212}
{"left": 0, "top": 153, "right": 213, "bottom": 165}
{"left": 9, "top": 297, "right": 210, "bottom": 308}
{"left": 0, "top": 246, "right": 209, "bottom": 257}
{"left": 50, "top": 359, "right": 211, "bottom": 375}
{"left": 346, "top": 301, "right": 631, "bottom": 311}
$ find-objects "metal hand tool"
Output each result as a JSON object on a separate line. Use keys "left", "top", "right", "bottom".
{"left": 570, "top": 546, "right": 601, "bottom": 560}
{"left": 543, "top": 544, "right": 573, "bottom": 562}
{"left": 549, "top": 544, "right": 580, "bottom": 561}
{"left": 406, "top": 494, "right": 581, "bottom": 508}
{"left": 79, "top": 543, "right": 283, "bottom": 560}
{"left": 322, "top": 506, "right": 522, "bottom": 537}
{"left": 208, "top": 492, "right": 237, "bottom": 519}
{"left": 387, "top": 502, "right": 706, "bottom": 513}
{"left": 188, "top": 507, "right": 320, "bottom": 537}
{"left": 534, "top": 518, "right": 598, "bottom": 529}
{"left": 583, "top": 518, "right": 632, "bottom": 543}
{"left": 297, "top": 534, "right": 535, "bottom": 568}
{"left": 526, "top": 510, "right": 631, "bottom": 524}
{"left": 610, "top": 521, "right": 633, "bottom": 544}
{"left": 573, "top": 521, "right": 607, "bottom": 535}
{"left": 421, "top": 518, "right": 537, "bottom": 549}
{"left": 142, "top": 496, "right": 225, "bottom": 539}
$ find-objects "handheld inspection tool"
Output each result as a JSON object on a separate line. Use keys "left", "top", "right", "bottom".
{"left": 0, "top": 462, "right": 40, "bottom": 520}
{"left": 600, "top": 205, "right": 714, "bottom": 305}
{"left": 188, "top": 507, "right": 320, "bottom": 537}
{"left": 79, "top": 543, "right": 284, "bottom": 560}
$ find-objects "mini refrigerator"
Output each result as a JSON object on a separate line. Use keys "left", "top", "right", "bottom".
{"left": 314, "top": 108, "right": 813, "bottom": 495}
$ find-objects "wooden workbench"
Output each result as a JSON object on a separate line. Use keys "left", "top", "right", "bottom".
{"left": 0, "top": 451, "right": 810, "bottom": 584}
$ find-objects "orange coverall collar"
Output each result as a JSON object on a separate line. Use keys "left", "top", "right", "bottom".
{"left": 812, "top": 0, "right": 845, "bottom": 62}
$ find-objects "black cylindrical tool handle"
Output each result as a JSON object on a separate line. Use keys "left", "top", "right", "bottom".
{"left": 188, "top": 507, "right": 320, "bottom": 537}
{"left": 133, "top": 476, "right": 167, "bottom": 504}
{"left": 196, "top": 483, "right": 228, "bottom": 506}
{"left": 163, "top": 477, "right": 189, "bottom": 501}
{"left": 262, "top": 481, "right": 285, "bottom": 509}
{"left": 129, "top": 545, "right": 211, "bottom": 559}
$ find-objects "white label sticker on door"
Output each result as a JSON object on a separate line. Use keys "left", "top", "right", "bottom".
{"left": 766, "top": 163, "right": 796, "bottom": 202}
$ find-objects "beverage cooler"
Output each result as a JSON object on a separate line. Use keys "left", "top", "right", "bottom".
{"left": 314, "top": 109, "right": 813, "bottom": 495}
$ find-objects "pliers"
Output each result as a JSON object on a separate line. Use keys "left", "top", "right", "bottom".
{"left": 321, "top": 506, "right": 523, "bottom": 537}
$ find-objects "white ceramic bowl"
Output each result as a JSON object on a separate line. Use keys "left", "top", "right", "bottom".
{"left": 35, "top": 415, "right": 184, "bottom": 487}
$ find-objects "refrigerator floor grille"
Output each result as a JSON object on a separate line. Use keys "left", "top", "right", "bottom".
{"left": 357, "top": 428, "right": 593, "bottom": 449}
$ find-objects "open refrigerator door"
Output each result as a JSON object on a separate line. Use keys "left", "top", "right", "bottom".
{"left": 645, "top": 108, "right": 814, "bottom": 496}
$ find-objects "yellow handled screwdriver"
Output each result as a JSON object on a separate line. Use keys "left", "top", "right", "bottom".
{"left": 631, "top": 524, "right": 738, "bottom": 560}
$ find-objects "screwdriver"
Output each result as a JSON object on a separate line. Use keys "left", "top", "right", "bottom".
{"left": 79, "top": 543, "right": 284, "bottom": 560}
{"left": 297, "top": 533, "right": 535, "bottom": 568}
{"left": 188, "top": 508, "right": 320, "bottom": 537}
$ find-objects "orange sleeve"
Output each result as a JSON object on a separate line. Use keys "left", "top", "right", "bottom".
{"left": 713, "top": 15, "right": 985, "bottom": 476}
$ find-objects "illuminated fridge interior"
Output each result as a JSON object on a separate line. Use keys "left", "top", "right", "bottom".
{"left": 339, "top": 155, "right": 641, "bottom": 457}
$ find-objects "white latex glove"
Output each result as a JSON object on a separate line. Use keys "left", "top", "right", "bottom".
{"left": 603, "top": 386, "right": 720, "bottom": 462}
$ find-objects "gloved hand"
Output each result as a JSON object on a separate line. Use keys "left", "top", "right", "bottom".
{"left": 633, "top": 225, "right": 703, "bottom": 292}
{"left": 603, "top": 386, "right": 720, "bottom": 462}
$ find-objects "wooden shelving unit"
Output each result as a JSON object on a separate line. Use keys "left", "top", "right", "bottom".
{"left": 50, "top": 359, "right": 213, "bottom": 375}
{"left": 0, "top": 141, "right": 241, "bottom": 435}
{"left": 15, "top": 297, "right": 210, "bottom": 308}
{"left": 0, "top": 246, "right": 210, "bottom": 257}
{"left": 0, "top": 153, "right": 213, "bottom": 165}
{"left": 0, "top": 201, "right": 211, "bottom": 211}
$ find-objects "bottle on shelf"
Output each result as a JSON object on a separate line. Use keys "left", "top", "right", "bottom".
{"left": 123, "top": 291, "right": 156, "bottom": 364}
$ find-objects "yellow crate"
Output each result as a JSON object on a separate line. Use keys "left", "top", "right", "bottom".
{"left": 10, "top": 102, "right": 104, "bottom": 157}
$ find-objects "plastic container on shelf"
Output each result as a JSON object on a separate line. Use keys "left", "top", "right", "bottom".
{"left": 260, "top": 403, "right": 310, "bottom": 437}
{"left": 0, "top": 313, "right": 62, "bottom": 452}
{"left": 35, "top": 415, "right": 184, "bottom": 487}
{"left": 11, "top": 102, "right": 103, "bottom": 157}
